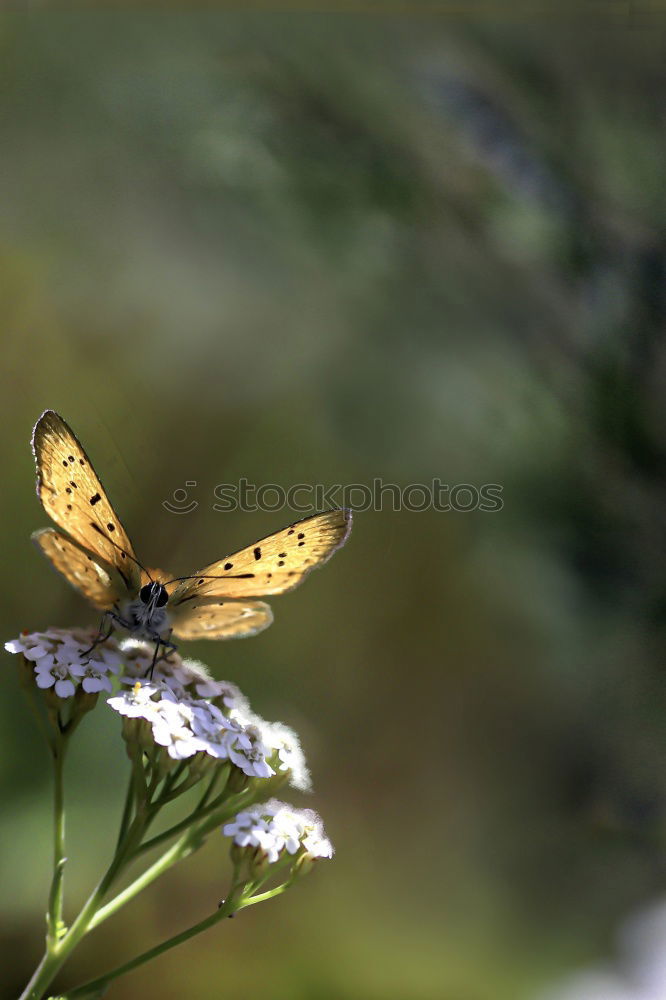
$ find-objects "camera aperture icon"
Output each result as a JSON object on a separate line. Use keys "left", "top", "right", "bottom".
{"left": 163, "top": 481, "right": 198, "bottom": 514}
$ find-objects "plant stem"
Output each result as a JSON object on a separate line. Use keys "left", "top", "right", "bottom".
{"left": 87, "top": 835, "right": 189, "bottom": 930}
{"left": 239, "top": 883, "right": 291, "bottom": 907}
{"left": 46, "top": 735, "right": 68, "bottom": 943}
{"left": 63, "top": 896, "right": 239, "bottom": 999}
{"left": 89, "top": 782, "right": 264, "bottom": 930}
{"left": 115, "top": 768, "right": 136, "bottom": 850}
{"left": 19, "top": 809, "right": 149, "bottom": 1000}
{"left": 18, "top": 947, "right": 68, "bottom": 1000}
{"left": 135, "top": 785, "right": 252, "bottom": 857}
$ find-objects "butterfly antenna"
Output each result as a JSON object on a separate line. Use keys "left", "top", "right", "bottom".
{"left": 88, "top": 524, "right": 154, "bottom": 582}
{"left": 163, "top": 572, "right": 255, "bottom": 586}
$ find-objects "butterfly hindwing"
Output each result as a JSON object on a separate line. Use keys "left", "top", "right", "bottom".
{"left": 32, "top": 527, "right": 128, "bottom": 610}
{"left": 31, "top": 413, "right": 353, "bottom": 647}
{"left": 170, "top": 598, "right": 274, "bottom": 640}
{"left": 170, "top": 509, "right": 352, "bottom": 603}
{"left": 32, "top": 410, "right": 140, "bottom": 594}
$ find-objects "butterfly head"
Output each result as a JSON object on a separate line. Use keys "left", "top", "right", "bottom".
{"left": 139, "top": 582, "right": 169, "bottom": 609}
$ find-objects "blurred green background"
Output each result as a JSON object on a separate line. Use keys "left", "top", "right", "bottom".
{"left": 1, "top": 12, "right": 665, "bottom": 1000}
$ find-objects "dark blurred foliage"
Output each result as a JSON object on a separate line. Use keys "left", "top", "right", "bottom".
{"left": 1, "top": 13, "right": 665, "bottom": 1000}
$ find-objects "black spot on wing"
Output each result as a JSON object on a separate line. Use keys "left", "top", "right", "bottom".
{"left": 90, "top": 493, "right": 101, "bottom": 505}
{"left": 253, "top": 547, "right": 261, "bottom": 560}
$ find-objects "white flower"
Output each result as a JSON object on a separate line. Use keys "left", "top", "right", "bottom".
{"left": 188, "top": 705, "right": 275, "bottom": 777}
{"left": 229, "top": 707, "right": 311, "bottom": 791}
{"left": 108, "top": 681, "right": 163, "bottom": 721}
{"left": 35, "top": 658, "right": 76, "bottom": 698}
{"left": 150, "top": 699, "right": 209, "bottom": 760}
{"left": 263, "top": 721, "right": 311, "bottom": 792}
{"left": 108, "top": 683, "right": 274, "bottom": 776}
{"left": 5, "top": 628, "right": 123, "bottom": 699}
{"left": 223, "top": 800, "right": 333, "bottom": 865}
{"left": 69, "top": 661, "right": 115, "bottom": 694}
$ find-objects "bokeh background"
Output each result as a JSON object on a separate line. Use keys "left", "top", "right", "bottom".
{"left": 1, "top": 12, "right": 665, "bottom": 1000}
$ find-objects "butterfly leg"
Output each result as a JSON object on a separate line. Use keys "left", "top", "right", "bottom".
{"left": 79, "top": 611, "right": 117, "bottom": 657}
{"left": 159, "top": 628, "right": 176, "bottom": 664}
{"left": 146, "top": 632, "right": 178, "bottom": 679}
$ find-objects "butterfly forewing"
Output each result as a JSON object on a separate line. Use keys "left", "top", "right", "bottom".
{"left": 33, "top": 528, "right": 128, "bottom": 610}
{"left": 171, "top": 509, "right": 352, "bottom": 603}
{"left": 170, "top": 599, "right": 273, "bottom": 640}
{"left": 31, "top": 412, "right": 353, "bottom": 648}
{"left": 32, "top": 410, "right": 140, "bottom": 594}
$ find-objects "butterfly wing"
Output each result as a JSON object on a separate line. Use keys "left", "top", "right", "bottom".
{"left": 33, "top": 527, "right": 128, "bottom": 610}
{"left": 32, "top": 410, "right": 140, "bottom": 594}
{"left": 170, "top": 599, "right": 274, "bottom": 640}
{"left": 170, "top": 509, "right": 352, "bottom": 603}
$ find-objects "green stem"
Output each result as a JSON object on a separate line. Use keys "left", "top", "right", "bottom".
{"left": 88, "top": 835, "right": 190, "bottom": 931}
{"left": 115, "top": 768, "right": 136, "bottom": 851}
{"left": 196, "top": 763, "right": 228, "bottom": 810}
{"left": 135, "top": 784, "right": 252, "bottom": 858}
{"left": 88, "top": 780, "right": 261, "bottom": 930}
{"left": 63, "top": 896, "right": 239, "bottom": 999}
{"left": 18, "top": 948, "right": 66, "bottom": 1000}
{"left": 239, "top": 882, "right": 291, "bottom": 907}
{"left": 19, "top": 809, "right": 149, "bottom": 1000}
{"left": 46, "top": 735, "right": 68, "bottom": 943}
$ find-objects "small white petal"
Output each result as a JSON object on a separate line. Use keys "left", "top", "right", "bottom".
{"left": 54, "top": 678, "right": 76, "bottom": 698}
{"left": 82, "top": 675, "right": 112, "bottom": 694}
{"left": 4, "top": 639, "right": 27, "bottom": 654}
{"left": 35, "top": 672, "right": 56, "bottom": 689}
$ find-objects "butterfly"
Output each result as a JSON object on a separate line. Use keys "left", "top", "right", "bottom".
{"left": 31, "top": 410, "right": 352, "bottom": 670}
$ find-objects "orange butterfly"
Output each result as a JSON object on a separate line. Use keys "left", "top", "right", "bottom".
{"left": 32, "top": 411, "right": 352, "bottom": 669}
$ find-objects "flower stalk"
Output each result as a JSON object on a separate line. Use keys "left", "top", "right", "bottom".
{"left": 7, "top": 630, "right": 334, "bottom": 1000}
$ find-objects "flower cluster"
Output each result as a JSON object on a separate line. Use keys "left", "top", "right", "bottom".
{"left": 7, "top": 629, "right": 329, "bottom": 863}
{"left": 5, "top": 628, "right": 133, "bottom": 697}
{"left": 229, "top": 707, "right": 312, "bottom": 792}
{"left": 223, "top": 799, "right": 333, "bottom": 865}
{"left": 108, "top": 680, "right": 275, "bottom": 777}
{"left": 113, "top": 643, "right": 311, "bottom": 789}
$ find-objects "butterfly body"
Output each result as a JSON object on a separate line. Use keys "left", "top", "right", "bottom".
{"left": 31, "top": 410, "right": 352, "bottom": 666}
{"left": 121, "top": 583, "right": 171, "bottom": 641}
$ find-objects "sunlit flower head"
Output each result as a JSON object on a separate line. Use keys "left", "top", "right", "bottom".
{"left": 223, "top": 800, "right": 333, "bottom": 865}
{"left": 108, "top": 683, "right": 275, "bottom": 776}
